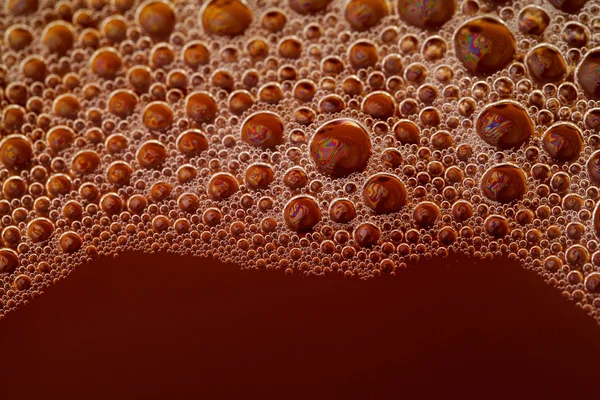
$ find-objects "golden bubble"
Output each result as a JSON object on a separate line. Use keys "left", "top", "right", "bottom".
{"left": 182, "top": 41, "right": 210, "bottom": 68}
{"left": 107, "top": 161, "right": 133, "bottom": 186}
{"left": 201, "top": 0, "right": 253, "bottom": 37}
{"left": 345, "top": 0, "right": 388, "bottom": 31}
{"left": 186, "top": 92, "right": 218, "bottom": 123}
{"left": 108, "top": 89, "right": 138, "bottom": 118}
{"left": 245, "top": 163, "right": 275, "bottom": 190}
{"left": 362, "top": 173, "right": 407, "bottom": 214}
{"left": 71, "top": 150, "right": 101, "bottom": 175}
{"left": 27, "top": 217, "right": 54, "bottom": 243}
{"left": 137, "top": 0, "right": 176, "bottom": 40}
{"left": 0, "top": 135, "right": 33, "bottom": 170}
{"left": 207, "top": 172, "right": 239, "bottom": 201}
{"left": 91, "top": 48, "right": 123, "bottom": 79}
{"left": 100, "top": 193, "right": 124, "bottom": 216}
{"left": 310, "top": 119, "right": 371, "bottom": 177}
{"left": 42, "top": 21, "right": 74, "bottom": 54}
{"left": 241, "top": 112, "right": 284, "bottom": 149}
{"left": 142, "top": 101, "right": 174, "bottom": 130}
{"left": 137, "top": 140, "right": 168, "bottom": 169}
{"left": 283, "top": 195, "right": 321, "bottom": 232}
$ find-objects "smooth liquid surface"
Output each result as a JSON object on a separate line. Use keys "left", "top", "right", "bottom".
{"left": 1, "top": 253, "right": 600, "bottom": 399}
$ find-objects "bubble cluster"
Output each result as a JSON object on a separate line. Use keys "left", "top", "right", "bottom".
{"left": 1, "top": 0, "right": 600, "bottom": 322}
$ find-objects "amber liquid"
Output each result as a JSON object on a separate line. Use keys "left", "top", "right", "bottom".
{"left": 1, "top": 253, "right": 599, "bottom": 399}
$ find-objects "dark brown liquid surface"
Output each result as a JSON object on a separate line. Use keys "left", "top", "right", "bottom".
{"left": 1, "top": 253, "right": 600, "bottom": 399}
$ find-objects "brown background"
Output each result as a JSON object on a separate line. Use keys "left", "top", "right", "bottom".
{"left": 1, "top": 252, "right": 599, "bottom": 399}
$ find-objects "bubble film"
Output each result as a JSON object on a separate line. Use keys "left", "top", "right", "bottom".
{"left": 1, "top": 0, "right": 600, "bottom": 323}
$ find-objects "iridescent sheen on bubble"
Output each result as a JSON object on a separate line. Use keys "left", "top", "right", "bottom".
{"left": 525, "top": 45, "right": 567, "bottom": 83}
{"left": 587, "top": 150, "right": 600, "bottom": 185}
{"left": 310, "top": 119, "right": 371, "bottom": 177}
{"left": 397, "top": 0, "right": 456, "bottom": 29}
{"left": 454, "top": 17, "right": 516, "bottom": 74}
{"left": 542, "top": 123, "right": 584, "bottom": 162}
{"left": 577, "top": 48, "right": 600, "bottom": 100}
{"left": 283, "top": 195, "right": 321, "bottom": 232}
{"left": 481, "top": 164, "right": 526, "bottom": 203}
{"left": 476, "top": 101, "right": 533, "bottom": 150}
{"left": 362, "top": 173, "right": 407, "bottom": 214}
{"left": 241, "top": 112, "right": 284, "bottom": 149}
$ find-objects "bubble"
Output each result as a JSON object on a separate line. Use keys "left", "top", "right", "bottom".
{"left": 91, "top": 48, "right": 123, "bottom": 79}
{"left": 319, "top": 95, "right": 345, "bottom": 114}
{"left": 422, "top": 36, "right": 447, "bottom": 61}
{"left": 481, "top": 164, "right": 527, "bottom": 203}
{"left": 42, "top": 21, "right": 74, "bottom": 54}
{"left": 547, "top": 0, "right": 588, "bottom": 13}
{"left": 309, "top": 119, "right": 371, "bottom": 178}
{"left": 475, "top": 101, "right": 533, "bottom": 150}
{"left": 182, "top": 41, "right": 210, "bottom": 68}
{"left": 150, "top": 43, "right": 175, "bottom": 68}
{"left": 562, "top": 22, "right": 589, "bottom": 48}
{"left": 46, "top": 174, "right": 72, "bottom": 198}
{"left": 136, "top": 140, "right": 168, "bottom": 169}
{"left": 101, "top": 16, "right": 128, "bottom": 43}
{"left": 361, "top": 91, "right": 397, "bottom": 119}
{"left": 566, "top": 245, "right": 589, "bottom": 268}
{"left": 137, "top": 0, "right": 176, "bottom": 41}
{"left": 185, "top": 92, "right": 218, "bottom": 124}
{"left": 284, "top": 167, "right": 309, "bottom": 189}
{"left": 13, "top": 275, "right": 31, "bottom": 291}
{"left": 107, "top": 161, "right": 133, "bottom": 186}
{"left": 518, "top": 6, "right": 550, "bottom": 36}
{"left": 362, "top": 173, "right": 407, "bottom": 214}
{"left": 283, "top": 195, "right": 321, "bottom": 232}
{"left": 108, "top": 90, "right": 138, "bottom": 118}
{"left": 60, "top": 232, "right": 83, "bottom": 253}
{"left": 454, "top": 17, "right": 516, "bottom": 74}
{"left": 6, "top": 0, "right": 38, "bottom": 15}
{"left": 0, "top": 249, "right": 19, "bottom": 274}
{"left": 201, "top": 0, "right": 253, "bottom": 37}
{"left": 413, "top": 201, "right": 440, "bottom": 228}
{"left": 542, "top": 122, "right": 584, "bottom": 162}
{"left": 289, "top": 0, "right": 330, "bottom": 14}
{"left": 5, "top": 25, "right": 33, "bottom": 51}
{"left": 576, "top": 48, "right": 600, "bottom": 100}
{"left": 27, "top": 217, "right": 54, "bottom": 243}
{"left": 21, "top": 56, "right": 46, "bottom": 82}
{"left": 354, "top": 222, "right": 381, "bottom": 247}
{"left": 245, "top": 163, "right": 275, "bottom": 190}
{"left": 344, "top": 0, "right": 388, "bottom": 31}
{"left": 207, "top": 172, "right": 239, "bottom": 200}
{"left": 143, "top": 102, "right": 174, "bottom": 130}
{"left": 328, "top": 198, "right": 356, "bottom": 223}
{"left": 585, "top": 273, "right": 600, "bottom": 293}
{"left": 262, "top": 8, "right": 287, "bottom": 31}
{"left": 484, "top": 215, "right": 510, "bottom": 238}
{"left": 258, "top": 83, "right": 284, "bottom": 104}
{"left": 127, "top": 195, "right": 147, "bottom": 214}
{"left": 0, "top": 135, "right": 32, "bottom": 170}
{"left": 525, "top": 45, "right": 567, "bottom": 84}
{"left": 53, "top": 94, "right": 80, "bottom": 119}
{"left": 100, "top": 193, "right": 124, "bottom": 216}
{"left": 241, "top": 112, "right": 285, "bottom": 149}
{"left": 2, "top": 106, "right": 25, "bottom": 132}
{"left": 150, "top": 181, "right": 173, "bottom": 202}
{"left": 397, "top": 0, "right": 456, "bottom": 29}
